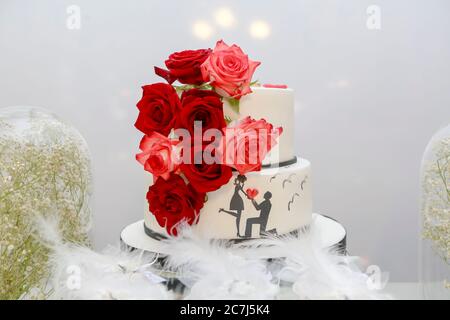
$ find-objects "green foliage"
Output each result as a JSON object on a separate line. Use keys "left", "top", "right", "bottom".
{"left": 226, "top": 97, "right": 240, "bottom": 114}
{"left": 224, "top": 116, "right": 233, "bottom": 125}
{"left": 173, "top": 83, "right": 213, "bottom": 93}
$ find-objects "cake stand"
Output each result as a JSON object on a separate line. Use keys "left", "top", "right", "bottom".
{"left": 121, "top": 213, "right": 346, "bottom": 293}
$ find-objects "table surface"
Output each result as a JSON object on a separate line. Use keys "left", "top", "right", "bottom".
{"left": 275, "top": 282, "right": 424, "bottom": 300}
{"left": 384, "top": 282, "right": 423, "bottom": 300}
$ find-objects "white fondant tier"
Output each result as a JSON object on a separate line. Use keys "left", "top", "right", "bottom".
{"left": 144, "top": 157, "right": 312, "bottom": 240}
{"left": 223, "top": 87, "right": 295, "bottom": 165}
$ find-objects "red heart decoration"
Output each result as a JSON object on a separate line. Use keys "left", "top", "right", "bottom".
{"left": 246, "top": 188, "right": 259, "bottom": 199}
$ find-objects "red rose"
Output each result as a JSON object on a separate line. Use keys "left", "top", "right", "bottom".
{"left": 155, "top": 49, "right": 212, "bottom": 85}
{"left": 136, "top": 132, "right": 180, "bottom": 180}
{"left": 135, "top": 83, "right": 181, "bottom": 136}
{"left": 221, "top": 116, "right": 283, "bottom": 175}
{"left": 175, "top": 89, "right": 226, "bottom": 140}
{"left": 180, "top": 148, "right": 233, "bottom": 193}
{"left": 201, "top": 40, "right": 260, "bottom": 99}
{"left": 146, "top": 173, "right": 205, "bottom": 236}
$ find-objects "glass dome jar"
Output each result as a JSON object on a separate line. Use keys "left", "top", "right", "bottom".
{"left": 420, "top": 124, "right": 450, "bottom": 300}
{"left": 0, "top": 106, "right": 92, "bottom": 299}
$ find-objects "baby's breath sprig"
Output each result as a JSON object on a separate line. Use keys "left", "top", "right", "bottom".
{"left": 422, "top": 136, "right": 450, "bottom": 289}
{"left": 0, "top": 110, "right": 91, "bottom": 300}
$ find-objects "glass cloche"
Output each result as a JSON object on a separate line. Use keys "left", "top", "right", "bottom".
{"left": 0, "top": 106, "right": 92, "bottom": 299}
{"left": 420, "top": 124, "right": 450, "bottom": 300}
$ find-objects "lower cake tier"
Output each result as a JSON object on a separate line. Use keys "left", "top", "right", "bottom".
{"left": 144, "top": 157, "right": 312, "bottom": 240}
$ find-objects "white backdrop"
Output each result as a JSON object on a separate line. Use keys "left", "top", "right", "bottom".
{"left": 1, "top": 0, "right": 449, "bottom": 281}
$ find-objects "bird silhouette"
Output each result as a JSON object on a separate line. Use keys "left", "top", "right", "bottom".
{"left": 282, "top": 173, "right": 297, "bottom": 189}
{"left": 288, "top": 193, "right": 300, "bottom": 211}
{"left": 300, "top": 176, "right": 308, "bottom": 190}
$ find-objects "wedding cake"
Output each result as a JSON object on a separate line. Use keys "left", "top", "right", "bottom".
{"left": 134, "top": 40, "right": 312, "bottom": 241}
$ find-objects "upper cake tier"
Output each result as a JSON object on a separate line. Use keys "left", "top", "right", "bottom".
{"left": 223, "top": 86, "right": 295, "bottom": 165}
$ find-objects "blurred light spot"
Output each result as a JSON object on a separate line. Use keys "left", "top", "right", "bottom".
{"left": 192, "top": 20, "right": 214, "bottom": 40}
{"left": 328, "top": 79, "right": 350, "bottom": 89}
{"left": 249, "top": 20, "right": 271, "bottom": 39}
{"left": 214, "top": 7, "right": 235, "bottom": 28}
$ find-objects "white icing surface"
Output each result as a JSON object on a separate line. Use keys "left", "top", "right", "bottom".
{"left": 223, "top": 87, "right": 295, "bottom": 165}
{"left": 144, "top": 157, "right": 312, "bottom": 239}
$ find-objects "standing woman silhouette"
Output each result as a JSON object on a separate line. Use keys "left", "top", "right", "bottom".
{"left": 219, "top": 175, "right": 247, "bottom": 237}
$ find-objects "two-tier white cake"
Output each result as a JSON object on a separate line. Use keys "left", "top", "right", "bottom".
{"left": 122, "top": 40, "right": 345, "bottom": 258}
{"left": 144, "top": 87, "right": 313, "bottom": 240}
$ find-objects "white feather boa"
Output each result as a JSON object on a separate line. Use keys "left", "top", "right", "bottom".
{"left": 241, "top": 227, "right": 390, "bottom": 299}
{"left": 34, "top": 216, "right": 170, "bottom": 300}
{"left": 162, "top": 225, "right": 278, "bottom": 299}
{"left": 34, "top": 216, "right": 390, "bottom": 300}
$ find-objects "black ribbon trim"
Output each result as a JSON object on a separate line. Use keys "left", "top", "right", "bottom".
{"left": 145, "top": 222, "right": 298, "bottom": 243}
{"left": 229, "top": 157, "right": 298, "bottom": 173}
{"left": 321, "top": 214, "right": 347, "bottom": 255}
{"left": 143, "top": 221, "right": 346, "bottom": 254}
{"left": 144, "top": 225, "right": 171, "bottom": 241}
{"left": 144, "top": 223, "right": 308, "bottom": 244}
{"left": 261, "top": 157, "right": 297, "bottom": 168}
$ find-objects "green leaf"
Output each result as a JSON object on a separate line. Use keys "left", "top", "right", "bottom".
{"left": 250, "top": 79, "right": 259, "bottom": 86}
{"left": 173, "top": 84, "right": 194, "bottom": 93}
{"left": 224, "top": 116, "right": 233, "bottom": 125}
{"left": 199, "top": 83, "right": 213, "bottom": 90}
{"left": 172, "top": 83, "right": 214, "bottom": 93}
{"left": 227, "top": 97, "right": 240, "bottom": 114}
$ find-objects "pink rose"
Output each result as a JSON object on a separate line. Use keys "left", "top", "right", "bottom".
{"left": 201, "top": 40, "right": 261, "bottom": 99}
{"left": 136, "top": 132, "right": 180, "bottom": 180}
{"left": 221, "top": 116, "right": 283, "bottom": 175}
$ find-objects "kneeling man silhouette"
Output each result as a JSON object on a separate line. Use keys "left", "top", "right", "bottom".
{"left": 244, "top": 191, "right": 273, "bottom": 238}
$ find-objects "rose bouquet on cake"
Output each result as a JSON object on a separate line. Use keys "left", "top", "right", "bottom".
{"left": 134, "top": 40, "right": 282, "bottom": 235}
